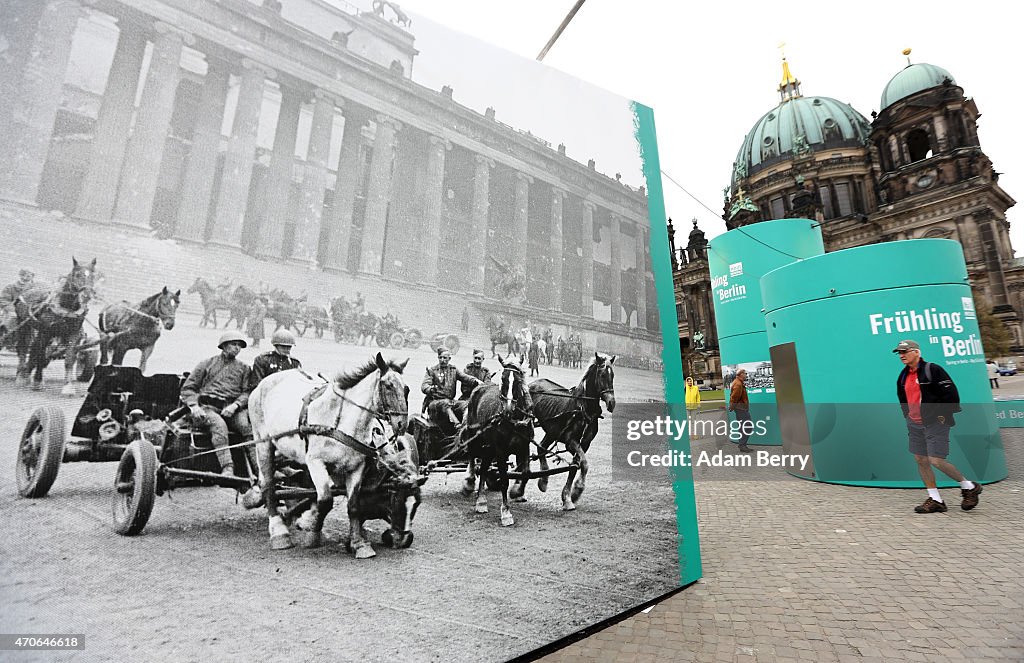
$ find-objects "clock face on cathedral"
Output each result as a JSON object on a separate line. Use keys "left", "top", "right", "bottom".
{"left": 916, "top": 174, "right": 935, "bottom": 189}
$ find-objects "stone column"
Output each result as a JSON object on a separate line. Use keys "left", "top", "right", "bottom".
{"left": 323, "top": 107, "right": 369, "bottom": 272}
{"left": 609, "top": 213, "right": 622, "bottom": 323}
{"left": 209, "top": 59, "right": 270, "bottom": 248}
{"left": 113, "top": 23, "right": 191, "bottom": 229}
{"left": 470, "top": 155, "right": 494, "bottom": 293}
{"left": 255, "top": 84, "right": 302, "bottom": 258}
{"left": 549, "top": 187, "right": 565, "bottom": 311}
{"left": 174, "top": 59, "right": 230, "bottom": 242}
{"left": 580, "top": 201, "right": 596, "bottom": 319}
{"left": 635, "top": 224, "right": 648, "bottom": 329}
{"left": 0, "top": 0, "right": 82, "bottom": 204}
{"left": 358, "top": 113, "right": 400, "bottom": 275}
{"left": 510, "top": 172, "right": 532, "bottom": 266}
{"left": 421, "top": 135, "right": 449, "bottom": 284}
{"left": 75, "top": 24, "right": 147, "bottom": 221}
{"left": 704, "top": 285, "right": 718, "bottom": 347}
{"left": 292, "top": 90, "right": 335, "bottom": 264}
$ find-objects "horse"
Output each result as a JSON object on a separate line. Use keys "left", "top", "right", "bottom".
{"left": 521, "top": 352, "right": 616, "bottom": 511}
{"left": 98, "top": 287, "right": 180, "bottom": 373}
{"left": 246, "top": 353, "right": 419, "bottom": 558}
{"left": 15, "top": 257, "right": 97, "bottom": 393}
{"left": 300, "top": 304, "right": 329, "bottom": 339}
{"left": 266, "top": 291, "right": 302, "bottom": 334}
{"left": 460, "top": 355, "right": 534, "bottom": 527}
{"left": 486, "top": 315, "right": 519, "bottom": 358}
{"left": 225, "top": 284, "right": 258, "bottom": 330}
{"left": 187, "top": 277, "right": 232, "bottom": 327}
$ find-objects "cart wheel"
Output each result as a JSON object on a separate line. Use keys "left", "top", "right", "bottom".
{"left": 404, "top": 329, "right": 422, "bottom": 348}
{"left": 112, "top": 438, "right": 157, "bottom": 536}
{"left": 444, "top": 334, "right": 460, "bottom": 355}
{"left": 16, "top": 406, "right": 67, "bottom": 498}
{"left": 389, "top": 331, "right": 406, "bottom": 349}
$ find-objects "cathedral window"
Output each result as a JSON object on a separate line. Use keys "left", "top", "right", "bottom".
{"left": 907, "top": 128, "right": 932, "bottom": 162}
{"left": 834, "top": 182, "right": 853, "bottom": 217}
{"left": 770, "top": 196, "right": 785, "bottom": 219}
{"left": 819, "top": 186, "right": 834, "bottom": 219}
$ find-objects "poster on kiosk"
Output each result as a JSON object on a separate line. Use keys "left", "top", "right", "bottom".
{"left": 0, "top": 1, "right": 701, "bottom": 660}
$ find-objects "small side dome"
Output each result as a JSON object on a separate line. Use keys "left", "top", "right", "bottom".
{"left": 880, "top": 62, "right": 956, "bottom": 111}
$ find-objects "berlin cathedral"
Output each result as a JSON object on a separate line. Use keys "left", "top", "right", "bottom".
{"left": 672, "top": 56, "right": 1018, "bottom": 385}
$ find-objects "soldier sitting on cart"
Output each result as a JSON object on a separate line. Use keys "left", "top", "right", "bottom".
{"left": 249, "top": 328, "right": 302, "bottom": 389}
{"left": 0, "top": 268, "right": 34, "bottom": 343}
{"left": 180, "top": 331, "right": 253, "bottom": 478}
{"left": 459, "top": 349, "right": 494, "bottom": 400}
{"left": 422, "top": 347, "right": 481, "bottom": 435}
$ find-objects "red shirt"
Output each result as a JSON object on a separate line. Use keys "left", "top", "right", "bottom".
{"left": 905, "top": 369, "right": 923, "bottom": 423}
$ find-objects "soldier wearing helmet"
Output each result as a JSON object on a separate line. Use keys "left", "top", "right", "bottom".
{"left": 249, "top": 328, "right": 302, "bottom": 389}
{"left": 0, "top": 269, "right": 35, "bottom": 342}
{"left": 179, "top": 331, "right": 253, "bottom": 477}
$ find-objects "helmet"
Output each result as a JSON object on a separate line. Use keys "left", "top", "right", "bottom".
{"left": 217, "top": 331, "right": 248, "bottom": 349}
{"left": 271, "top": 329, "right": 296, "bottom": 347}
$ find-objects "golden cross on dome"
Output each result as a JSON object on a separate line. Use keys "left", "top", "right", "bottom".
{"left": 903, "top": 47, "right": 912, "bottom": 65}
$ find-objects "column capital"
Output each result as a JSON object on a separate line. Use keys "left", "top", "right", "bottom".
{"left": 582, "top": 200, "right": 597, "bottom": 212}
{"left": 514, "top": 171, "right": 534, "bottom": 185}
{"left": 375, "top": 113, "right": 402, "bottom": 132}
{"left": 474, "top": 154, "right": 495, "bottom": 169}
{"left": 551, "top": 187, "right": 567, "bottom": 200}
{"left": 240, "top": 57, "right": 275, "bottom": 80}
{"left": 428, "top": 134, "right": 451, "bottom": 151}
{"left": 154, "top": 20, "right": 195, "bottom": 46}
{"left": 312, "top": 88, "right": 341, "bottom": 106}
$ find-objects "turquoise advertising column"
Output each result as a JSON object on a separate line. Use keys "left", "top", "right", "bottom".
{"left": 708, "top": 219, "right": 824, "bottom": 446}
{"left": 761, "top": 239, "right": 1006, "bottom": 486}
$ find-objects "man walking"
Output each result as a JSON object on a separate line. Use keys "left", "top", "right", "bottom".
{"left": 894, "top": 339, "right": 982, "bottom": 513}
{"left": 988, "top": 360, "right": 1000, "bottom": 389}
{"left": 728, "top": 369, "right": 752, "bottom": 452}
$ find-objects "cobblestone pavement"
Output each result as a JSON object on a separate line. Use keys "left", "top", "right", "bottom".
{"left": 539, "top": 428, "right": 1024, "bottom": 663}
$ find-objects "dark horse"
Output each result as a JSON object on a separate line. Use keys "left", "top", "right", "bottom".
{"left": 486, "top": 315, "right": 520, "bottom": 359}
{"left": 460, "top": 355, "right": 534, "bottom": 526}
{"left": 98, "top": 286, "right": 180, "bottom": 373}
{"left": 15, "top": 257, "right": 97, "bottom": 393}
{"left": 187, "top": 277, "right": 231, "bottom": 327}
{"left": 522, "top": 352, "right": 616, "bottom": 511}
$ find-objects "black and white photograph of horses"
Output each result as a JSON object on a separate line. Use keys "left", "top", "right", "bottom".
{"left": 0, "top": 1, "right": 681, "bottom": 660}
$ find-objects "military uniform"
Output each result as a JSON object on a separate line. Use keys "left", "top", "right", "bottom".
{"left": 422, "top": 363, "right": 479, "bottom": 432}
{"left": 250, "top": 350, "right": 301, "bottom": 390}
{"left": 0, "top": 276, "right": 33, "bottom": 338}
{"left": 181, "top": 353, "right": 252, "bottom": 471}
{"left": 460, "top": 362, "right": 494, "bottom": 400}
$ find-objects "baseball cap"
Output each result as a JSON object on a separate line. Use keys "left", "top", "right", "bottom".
{"left": 892, "top": 340, "right": 920, "bottom": 353}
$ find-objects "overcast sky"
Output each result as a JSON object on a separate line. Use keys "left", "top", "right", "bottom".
{"left": 384, "top": 0, "right": 1022, "bottom": 252}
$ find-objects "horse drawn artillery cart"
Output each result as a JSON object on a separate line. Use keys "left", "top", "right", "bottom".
{"left": 16, "top": 363, "right": 422, "bottom": 550}
{"left": 16, "top": 365, "right": 260, "bottom": 527}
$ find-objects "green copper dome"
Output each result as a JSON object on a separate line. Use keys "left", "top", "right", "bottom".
{"left": 880, "top": 63, "right": 956, "bottom": 111}
{"left": 731, "top": 96, "right": 871, "bottom": 185}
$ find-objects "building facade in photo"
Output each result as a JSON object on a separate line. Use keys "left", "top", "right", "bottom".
{"left": 0, "top": 0, "right": 661, "bottom": 366}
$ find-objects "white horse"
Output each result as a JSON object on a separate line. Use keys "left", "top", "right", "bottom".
{"left": 246, "top": 353, "right": 417, "bottom": 558}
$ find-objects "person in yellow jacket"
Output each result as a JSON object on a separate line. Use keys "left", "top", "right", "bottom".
{"left": 685, "top": 376, "right": 702, "bottom": 438}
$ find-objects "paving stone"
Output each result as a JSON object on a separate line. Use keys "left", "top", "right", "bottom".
{"left": 539, "top": 430, "right": 1024, "bottom": 662}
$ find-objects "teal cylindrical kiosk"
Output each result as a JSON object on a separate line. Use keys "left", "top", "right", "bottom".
{"left": 761, "top": 239, "right": 1006, "bottom": 486}
{"left": 709, "top": 219, "right": 824, "bottom": 446}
